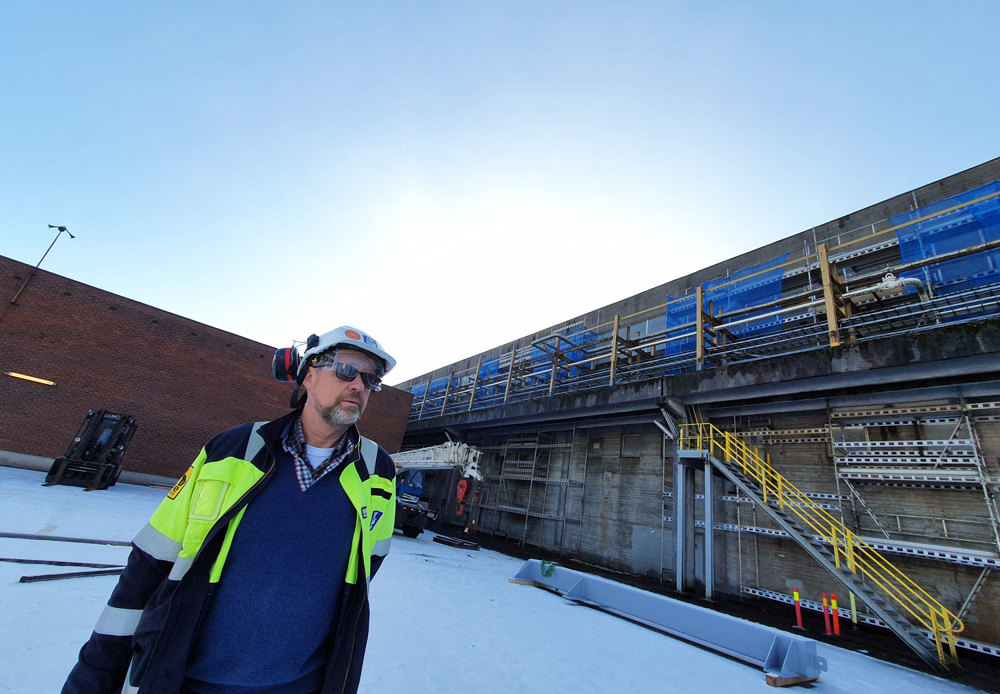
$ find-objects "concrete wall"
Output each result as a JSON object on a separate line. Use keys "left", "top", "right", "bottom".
{"left": 0, "top": 255, "right": 412, "bottom": 478}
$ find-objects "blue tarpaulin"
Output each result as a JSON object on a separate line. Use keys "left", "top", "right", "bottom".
{"left": 893, "top": 181, "right": 1000, "bottom": 295}
{"left": 664, "top": 254, "right": 788, "bottom": 359}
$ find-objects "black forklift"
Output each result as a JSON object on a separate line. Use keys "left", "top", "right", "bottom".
{"left": 45, "top": 409, "right": 138, "bottom": 490}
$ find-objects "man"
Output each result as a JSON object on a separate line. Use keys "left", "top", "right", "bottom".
{"left": 63, "top": 326, "right": 398, "bottom": 694}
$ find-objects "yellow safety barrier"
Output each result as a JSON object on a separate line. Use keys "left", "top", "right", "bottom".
{"left": 679, "top": 420, "right": 962, "bottom": 666}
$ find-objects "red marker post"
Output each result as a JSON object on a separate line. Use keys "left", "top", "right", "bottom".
{"left": 821, "top": 592, "right": 832, "bottom": 636}
{"left": 831, "top": 593, "right": 841, "bottom": 636}
{"left": 792, "top": 587, "right": 804, "bottom": 630}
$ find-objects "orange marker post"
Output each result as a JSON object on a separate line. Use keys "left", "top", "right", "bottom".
{"left": 793, "top": 587, "right": 804, "bottom": 630}
{"left": 831, "top": 593, "right": 841, "bottom": 636}
{"left": 821, "top": 592, "right": 832, "bottom": 636}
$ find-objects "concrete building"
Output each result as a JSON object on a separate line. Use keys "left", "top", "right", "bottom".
{"left": 396, "top": 157, "right": 1000, "bottom": 668}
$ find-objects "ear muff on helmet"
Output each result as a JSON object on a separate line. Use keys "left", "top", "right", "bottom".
{"left": 273, "top": 335, "right": 323, "bottom": 385}
{"left": 273, "top": 347, "right": 308, "bottom": 410}
{"left": 272, "top": 347, "right": 302, "bottom": 384}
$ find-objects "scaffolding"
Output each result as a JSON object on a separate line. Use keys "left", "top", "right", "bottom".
{"left": 468, "top": 429, "right": 581, "bottom": 550}
{"left": 829, "top": 403, "right": 1000, "bottom": 555}
{"left": 721, "top": 403, "right": 1000, "bottom": 556}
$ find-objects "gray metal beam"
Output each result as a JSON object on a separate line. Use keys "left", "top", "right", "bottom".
{"left": 679, "top": 354, "right": 1000, "bottom": 407}
{"left": 674, "top": 458, "right": 686, "bottom": 593}
{"left": 510, "top": 559, "right": 827, "bottom": 683}
{"left": 683, "top": 466, "right": 696, "bottom": 590}
{"left": 704, "top": 461, "right": 714, "bottom": 600}
{"left": 704, "top": 380, "right": 1000, "bottom": 419}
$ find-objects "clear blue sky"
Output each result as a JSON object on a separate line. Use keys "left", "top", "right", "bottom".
{"left": 3, "top": 2, "right": 999, "bottom": 384}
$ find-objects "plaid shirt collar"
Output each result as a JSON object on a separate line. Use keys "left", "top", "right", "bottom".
{"left": 282, "top": 414, "right": 357, "bottom": 492}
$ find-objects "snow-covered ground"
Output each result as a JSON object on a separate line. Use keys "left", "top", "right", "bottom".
{"left": 0, "top": 466, "right": 984, "bottom": 693}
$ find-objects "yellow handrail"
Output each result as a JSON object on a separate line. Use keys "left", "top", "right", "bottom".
{"left": 679, "top": 421, "right": 961, "bottom": 665}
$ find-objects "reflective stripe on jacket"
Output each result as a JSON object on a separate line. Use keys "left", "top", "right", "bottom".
{"left": 62, "top": 410, "right": 396, "bottom": 694}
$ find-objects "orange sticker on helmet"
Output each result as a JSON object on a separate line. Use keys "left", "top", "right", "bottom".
{"left": 345, "top": 330, "right": 361, "bottom": 340}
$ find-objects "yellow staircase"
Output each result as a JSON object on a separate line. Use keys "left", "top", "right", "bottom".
{"left": 678, "top": 418, "right": 962, "bottom": 670}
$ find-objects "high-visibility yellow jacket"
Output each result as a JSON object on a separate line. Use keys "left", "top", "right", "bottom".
{"left": 62, "top": 410, "right": 396, "bottom": 694}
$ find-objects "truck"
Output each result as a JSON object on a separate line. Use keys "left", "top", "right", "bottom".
{"left": 391, "top": 441, "right": 482, "bottom": 538}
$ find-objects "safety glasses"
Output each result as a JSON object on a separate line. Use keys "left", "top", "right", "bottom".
{"left": 313, "top": 358, "right": 382, "bottom": 391}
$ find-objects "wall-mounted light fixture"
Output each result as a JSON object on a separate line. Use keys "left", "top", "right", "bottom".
{"left": 5, "top": 371, "right": 56, "bottom": 386}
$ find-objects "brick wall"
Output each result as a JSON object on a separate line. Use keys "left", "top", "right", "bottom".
{"left": 0, "top": 255, "right": 412, "bottom": 478}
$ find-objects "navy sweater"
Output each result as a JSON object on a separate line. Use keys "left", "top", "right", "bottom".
{"left": 183, "top": 449, "right": 356, "bottom": 693}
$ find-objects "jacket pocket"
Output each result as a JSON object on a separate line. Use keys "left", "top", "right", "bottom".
{"left": 178, "top": 478, "right": 231, "bottom": 558}
{"left": 190, "top": 479, "right": 230, "bottom": 521}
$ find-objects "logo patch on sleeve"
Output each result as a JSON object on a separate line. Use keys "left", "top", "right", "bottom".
{"left": 168, "top": 468, "right": 192, "bottom": 499}
{"left": 369, "top": 510, "right": 383, "bottom": 530}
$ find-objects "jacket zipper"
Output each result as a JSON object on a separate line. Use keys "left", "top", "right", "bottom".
{"left": 146, "top": 456, "right": 276, "bottom": 687}
{"left": 337, "top": 541, "right": 369, "bottom": 694}
{"left": 337, "top": 447, "right": 375, "bottom": 693}
{"left": 198, "top": 457, "right": 276, "bottom": 563}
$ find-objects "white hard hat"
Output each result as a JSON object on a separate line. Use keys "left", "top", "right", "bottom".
{"left": 301, "top": 326, "right": 396, "bottom": 377}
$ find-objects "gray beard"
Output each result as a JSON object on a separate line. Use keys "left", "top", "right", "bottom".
{"left": 316, "top": 402, "right": 361, "bottom": 427}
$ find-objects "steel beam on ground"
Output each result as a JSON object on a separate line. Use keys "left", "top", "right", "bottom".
{"left": 510, "top": 559, "right": 827, "bottom": 683}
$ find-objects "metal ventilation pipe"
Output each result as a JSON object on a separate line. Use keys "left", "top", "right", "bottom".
{"left": 844, "top": 272, "right": 927, "bottom": 300}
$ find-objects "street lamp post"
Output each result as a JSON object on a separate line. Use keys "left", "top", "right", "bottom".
{"left": 9, "top": 225, "right": 76, "bottom": 305}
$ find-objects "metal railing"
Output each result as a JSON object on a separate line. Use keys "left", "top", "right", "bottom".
{"left": 679, "top": 420, "right": 963, "bottom": 666}
{"left": 405, "top": 273, "right": 1000, "bottom": 422}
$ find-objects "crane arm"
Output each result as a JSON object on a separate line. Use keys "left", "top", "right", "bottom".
{"left": 391, "top": 441, "right": 483, "bottom": 480}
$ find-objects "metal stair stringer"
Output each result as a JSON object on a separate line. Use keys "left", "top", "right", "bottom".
{"left": 699, "top": 451, "right": 946, "bottom": 670}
